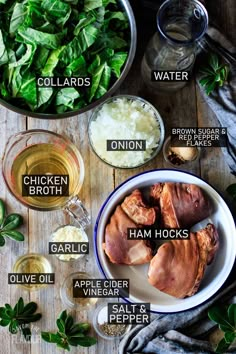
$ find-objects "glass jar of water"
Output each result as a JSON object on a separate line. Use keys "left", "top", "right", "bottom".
{"left": 141, "top": 0, "right": 208, "bottom": 91}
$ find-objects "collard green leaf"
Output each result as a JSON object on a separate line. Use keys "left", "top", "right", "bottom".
{"left": 60, "top": 25, "right": 98, "bottom": 65}
{"left": 1, "top": 231, "right": 24, "bottom": 242}
{"left": 103, "top": 0, "right": 116, "bottom": 5}
{"left": 41, "top": 47, "right": 64, "bottom": 76}
{"left": 11, "top": 66, "right": 22, "bottom": 97}
{"left": 2, "top": 213, "right": 23, "bottom": 230}
{"left": 42, "top": 0, "right": 71, "bottom": 26}
{"left": 88, "top": 54, "right": 100, "bottom": 74}
{"left": 0, "top": 30, "right": 8, "bottom": 66}
{"left": 34, "top": 47, "right": 50, "bottom": 71}
{"left": 18, "top": 70, "right": 37, "bottom": 108}
{"left": 64, "top": 55, "right": 86, "bottom": 76}
{"left": 73, "top": 12, "right": 96, "bottom": 35}
{"left": 109, "top": 51, "right": 127, "bottom": 78}
{"left": 92, "top": 31, "right": 127, "bottom": 52}
{"left": 84, "top": 0, "right": 102, "bottom": 11}
{"left": 9, "top": 2, "right": 27, "bottom": 35}
{"left": 88, "top": 63, "right": 104, "bottom": 102}
{"left": 17, "top": 26, "right": 65, "bottom": 49}
{"left": 95, "top": 62, "right": 111, "bottom": 99}
{"left": 37, "top": 87, "right": 53, "bottom": 109}
{"left": 55, "top": 88, "right": 80, "bottom": 110}
{"left": 9, "top": 44, "right": 35, "bottom": 68}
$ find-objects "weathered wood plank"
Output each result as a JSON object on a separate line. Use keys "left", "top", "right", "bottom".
{"left": 27, "top": 114, "right": 115, "bottom": 354}
{"left": 0, "top": 108, "right": 29, "bottom": 354}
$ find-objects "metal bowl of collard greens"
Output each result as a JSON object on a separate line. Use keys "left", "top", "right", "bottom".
{"left": 0, "top": 0, "right": 136, "bottom": 119}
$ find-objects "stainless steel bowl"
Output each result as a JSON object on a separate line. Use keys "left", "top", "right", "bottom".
{"left": 0, "top": 0, "right": 137, "bottom": 119}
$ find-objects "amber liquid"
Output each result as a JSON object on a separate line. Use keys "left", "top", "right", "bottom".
{"left": 13, "top": 254, "right": 53, "bottom": 290}
{"left": 11, "top": 143, "right": 81, "bottom": 209}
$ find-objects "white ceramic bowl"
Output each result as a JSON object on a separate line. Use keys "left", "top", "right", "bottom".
{"left": 94, "top": 169, "right": 236, "bottom": 313}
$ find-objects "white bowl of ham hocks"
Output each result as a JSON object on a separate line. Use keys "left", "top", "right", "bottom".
{"left": 94, "top": 169, "right": 236, "bottom": 313}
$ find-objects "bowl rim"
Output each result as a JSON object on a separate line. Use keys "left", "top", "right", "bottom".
{"left": 0, "top": 0, "right": 137, "bottom": 119}
{"left": 87, "top": 94, "right": 165, "bottom": 169}
{"left": 93, "top": 302, "right": 132, "bottom": 340}
{"left": 93, "top": 168, "right": 236, "bottom": 313}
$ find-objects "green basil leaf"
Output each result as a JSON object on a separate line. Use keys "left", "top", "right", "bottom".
{"left": 0, "top": 307, "right": 11, "bottom": 320}
{"left": 69, "top": 323, "right": 90, "bottom": 335}
{"left": 208, "top": 306, "right": 235, "bottom": 331}
{"left": 41, "top": 332, "right": 61, "bottom": 343}
{"left": 56, "top": 341, "right": 70, "bottom": 350}
{"left": 22, "top": 302, "right": 38, "bottom": 315}
{"left": 69, "top": 333, "right": 85, "bottom": 338}
{"left": 0, "top": 235, "right": 5, "bottom": 247}
{"left": 206, "top": 81, "right": 217, "bottom": 95}
{"left": 209, "top": 53, "right": 219, "bottom": 71}
{"left": 224, "top": 331, "right": 236, "bottom": 344}
{"left": 215, "top": 337, "right": 231, "bottom": 353}
{"left": 0, "top": 319, "right": 11, "bottom": 326}
{"left": 9, "top": 320, "right": 19, "bottom": 334}
{"left": 1, "top": 231, "right": 24, "bottom": 242}
{"left": 59, "top": 310, "right": 67, "bottom": 323}
{"left": 2, "top": 213, "right": 23, "bottom": 231}
{"left": 56, "top": 318, "right": 65, "bottom": 333}
{"left": 68, "top": 337, "right": 82, "bottom": 346}
{"left": 4, "top": 304, "right": 14, "bottom": 316}
{"left": 65, "top": 315, "right": 74, "bottom": 333}
{"left": 15, "top": 297, "right": 24, "bottom": 315}
{"left": 0, "top": 199, "right": 5, "bottom": 225}
{"left": 228, "top": 304, "right": 236, "bottom": 327}
{"left": 17, "top": 313, "right": 42, "bottom": 323}
{"left": 74, "top": 336, "right": 97, "bottom": 347}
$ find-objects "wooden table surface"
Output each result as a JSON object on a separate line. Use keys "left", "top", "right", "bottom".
{"left": 0, "top": 2, "right": 235, "bottom": 354}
